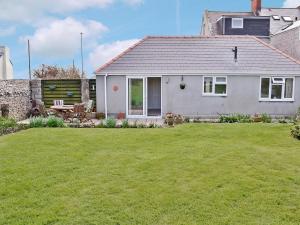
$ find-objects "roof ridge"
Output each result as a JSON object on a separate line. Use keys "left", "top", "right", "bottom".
{"left": 251, "top": 36, "right": 300, "bottom": 65}
{"left": 94, "top": 37, "right": 148, "bottom": 74}
{"left": 145, "top": 35, "right": 260, "bottom": 39}
{"left": 206, "top": 10, "right": 252, "bottom": 13}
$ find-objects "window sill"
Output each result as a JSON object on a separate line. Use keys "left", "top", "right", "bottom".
{"left": 259, "top": 99, "right": 294, "bottom": 102}
{"left": 203, "top": 94, "right": 227, "bottom": 97}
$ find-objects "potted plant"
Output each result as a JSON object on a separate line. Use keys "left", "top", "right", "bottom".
{"left": 252, "top": 113, "right": 262, "bottom": 123}
{"left": 174, "top": 114, "right": 184, "bottom": 124}
{"left": 117, "top": 112, "right": 126, "bottom": 120}
{"left": 165, "top": 113, "right": 175, "bottom": 126}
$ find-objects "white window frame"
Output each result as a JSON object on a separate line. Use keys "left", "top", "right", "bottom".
{"left": 259, "top": 76, "right": 295, "bottom": 102}
{"left": 272, "top": 15, "right": 280, "bottom": 20}
{"left": 126, "top": 76, "right": 163, "bottom": 119}
{"left": 282, "top": 16, "right": 293, "bottom": 22}
{"left": 232, "top": 18, "right": 244, "bottom": 29}
{"left": 203, "top": 76, "right": 227, "bottom": 97}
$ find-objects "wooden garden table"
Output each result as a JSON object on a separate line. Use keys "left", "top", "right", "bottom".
{"left": 50, "top": 105, "right": 74, "bottom": 120}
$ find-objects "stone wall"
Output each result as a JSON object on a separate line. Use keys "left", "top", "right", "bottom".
{"left": 31, "top": 79, "right": 42, "bottom": 103}
{"left": 0, "top": 80, "right": 31, "bottom": 121}
{"left": 0, "top": 79, "right": 93, "bottom": 121}
{"left": 81, "top": 79, "right": 90, "bottom": 104}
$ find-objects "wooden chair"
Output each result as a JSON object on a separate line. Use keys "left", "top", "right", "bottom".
{"left": 85, "top": 100, "right": 94, "bottom": 113}
{"left": 72, "top": 103, "right": 86, "bottom": 123}
{"left": 54, "top": 100, "right": 64, "bottom": 106}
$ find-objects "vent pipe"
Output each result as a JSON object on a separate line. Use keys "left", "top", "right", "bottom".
{"left": 232, "top": 46, "right": 238, "bottom": 62}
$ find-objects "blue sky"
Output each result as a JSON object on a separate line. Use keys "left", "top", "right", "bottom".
{"left": 0, "top": 0, "right": 295, "bottom": 79}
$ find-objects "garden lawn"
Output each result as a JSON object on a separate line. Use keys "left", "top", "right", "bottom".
{"left": 0, "top": 124, "right": 299, "bottom": 225}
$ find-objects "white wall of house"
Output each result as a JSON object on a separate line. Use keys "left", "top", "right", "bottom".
{"left": 0, "top": 46, "right": 14, "bottom": 80}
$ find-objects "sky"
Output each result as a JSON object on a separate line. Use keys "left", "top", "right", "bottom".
{"left": 0, "top": 0, "right": 299, "bottom": 79}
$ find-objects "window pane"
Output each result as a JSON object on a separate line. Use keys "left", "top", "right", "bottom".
{"left": 272, "top": 77, "right": 284, "bottom": 84}
{"left": 261, "top": 78, "right": 270, "bottom": 98}
{"left": 271, "top": 85, "right": 282, "bottom": 99}
{"left": 204, "top": 77, "right": 213, "bottom": 93}
{"left": 232, "top": 18, "right": 243, "bottom": 28}
{"left": 216, "top": 77, "right": 226, "bottom": 83}
{"left": 215, "top": 84, "right": 227, "bottom": 94}
{"left": 285, "top": 78, "right": 293, "bottom": 99}
{"left": 128, "top": 78, "right": 144, "bottom": 115}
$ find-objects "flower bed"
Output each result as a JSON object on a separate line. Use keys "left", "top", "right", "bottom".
{"left": 0, "top": 117, "right": 29, "bottom": 136}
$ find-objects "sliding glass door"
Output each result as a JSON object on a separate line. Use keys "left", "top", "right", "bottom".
{"left": 127, "top": 76, "right": 162, "bottom": 118}
{"left": 128, "top": 78, "right": 144, "bottom": 116}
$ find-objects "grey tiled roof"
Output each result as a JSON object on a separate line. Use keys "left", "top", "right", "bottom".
{"left": 95, "top": 36, "right": 300, "bottom": 76}
{"left": 259, "top": 8, "right": 300, "bottom": 35}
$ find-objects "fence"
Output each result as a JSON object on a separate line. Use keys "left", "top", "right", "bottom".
{"left": 41, "top": 79, "right": 96, "bottom": 108}
{"left": 0, "top": 79, "right": 97, "bottom": 121}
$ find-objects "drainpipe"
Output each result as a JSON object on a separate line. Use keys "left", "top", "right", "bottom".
{"left": 104, "top": 73, "right": 108, "bottom": 119}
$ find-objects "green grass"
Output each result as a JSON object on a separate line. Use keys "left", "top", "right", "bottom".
{"left": 0, "top": 124, "right": 299, "bottom": 225}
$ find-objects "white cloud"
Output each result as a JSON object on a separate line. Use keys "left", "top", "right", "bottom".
{"left": 283, "top": 0, "right": 300, "bottom": 7}
{"left": 21, "top": 17, "right": 108, "bottom": 58}
{"left": 0, "top": 0, "right": 143, "bottom": 23}
{"left": 89, "top": 39, "right": 140, "bottom": 70}
{"left": 0, "top": 26, "right": 16, "bottom": 37}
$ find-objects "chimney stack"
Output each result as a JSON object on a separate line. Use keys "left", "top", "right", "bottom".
{"left": 251, "top": 0, "right": 261, "bottom": 15}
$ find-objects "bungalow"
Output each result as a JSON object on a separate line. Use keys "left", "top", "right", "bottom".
{"left": 95, "top": 36, "right": 300, "bottom": 119}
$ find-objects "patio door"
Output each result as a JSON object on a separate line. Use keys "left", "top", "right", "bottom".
{"left": 127, "top": 76, "right": 162, "bottom": 118}
{"left": 127, "top": 77, "right": 145, "bottom": 117}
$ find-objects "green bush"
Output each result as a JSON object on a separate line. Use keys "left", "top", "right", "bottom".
{"left": 236, "top": 114, "right": 253, "bottom": 123}
{"left": 30, "top": 116, "right": 65, "bottom": 128}
{"left": 0, "top": 117, "right": 27, "bottom": 136}
{"left": 219, "top": 114, "right": 252, "bottom": 123}
{"left": 291, "top": 125, "right": 300, "bottom": 140}
{"left": 105, "top": 118, "right": 116, "bottom": 128}
{"left": 121, "top": 120, "right": 129, "bottom": 128}
{"left": 30, "top": 117, "right": 47, "bottom": 128}
{"left": 261, "top": 113, "right": 272, "bottom": 123}
{"left": 47, "top": 116, "right": 65, "bottom": 128}
{"left": 0, "top": 117, "right": 17, "bottom": 129}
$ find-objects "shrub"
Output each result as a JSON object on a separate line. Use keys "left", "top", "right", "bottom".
{"left": 47, "top": 116, "right": 65, "bottom": 127}
{"left": 291, "top": 125, "right": 300, "bottom": 140}
{"left": 0, "top": 117, "right": 27, "bottom": 136}
{"left": 30, "top": 116, "right": 65, "bottom": 128}
{"left": 121, "top": 120, "right": 129, "bottom": 128}
{"left": 0, "top": 117, "right": 17, "bottom": 129}
{"left": 219, "top": 115, "right": 238, "bottom": 123}
{"left": 0, "top": 124, "right": 29, "bottom": 136}
{"left": 236, "top": 114, "right": 253, "bottom": 123}
{"left": 219, "top": 114, "right": 253, "bottom": 123}
{"left": 105, "top": 117, "right": 116, "bottom": 128}
{"left": 30, "top": 117, "right": 47, "bottom": 128}
{"left": 261, "top": 113, "right": 272, "bottom": 123}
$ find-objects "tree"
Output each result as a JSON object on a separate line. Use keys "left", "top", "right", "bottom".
{"left": 33, "top": 64, "right": 83, "bottom": 79}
